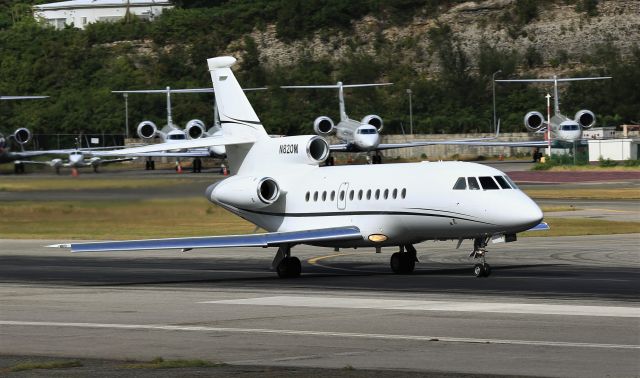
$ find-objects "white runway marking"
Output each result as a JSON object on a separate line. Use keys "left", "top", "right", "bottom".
{"left": 1, "top": 320, "right": 637, "bottom": 350}
{"left": 202, "top": 295, "right": 640, "bottom": 318}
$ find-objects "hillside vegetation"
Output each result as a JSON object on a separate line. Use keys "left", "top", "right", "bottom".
{"left": 0, "top": 0, "right": 638, "bottom": 146}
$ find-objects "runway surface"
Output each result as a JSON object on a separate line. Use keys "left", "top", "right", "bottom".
{"left": 1, "top": 235, "right": 639, "bottom": 377}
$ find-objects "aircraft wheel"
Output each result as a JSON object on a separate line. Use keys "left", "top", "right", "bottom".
{"left": 150, "top": 161, "right": 155, "bottom": 170}
{"left": 474, "top": 263, "right": 489, "bottom": 278}
{"left": 390, "top": 252, "right": 413, "bottom": 274}
{"left": 277, "top": 256, "right": 301, "bottom": 278}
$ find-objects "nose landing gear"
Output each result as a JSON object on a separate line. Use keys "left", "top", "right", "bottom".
{"left": 470, "top": 237, "right": 491, "bottom": 277}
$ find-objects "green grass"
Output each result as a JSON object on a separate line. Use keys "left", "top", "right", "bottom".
{"left": 524, "top": 188, "right": 640, "bottom": 200}
{"left": 0, "top": 198, "right": 253, "bottom": 239}
{"left": 122, "top": 357, "right": 224, "bottom": 369}
{"left": 522, "top": 218, "right": 640, "bottom": 237}
{"left": 8, "top": 360, "right": 82, "bottom": 372}
{"left": 0, "top": 177, "right": 197, "bottom": 192}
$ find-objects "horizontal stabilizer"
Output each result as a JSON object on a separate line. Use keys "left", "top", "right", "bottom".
{"left": 0, "top": 96, "right": 48, "bottom": 100}
{"left": 48, "top": 226, "right": 362, "bottom": 253}
{"left": 281, "top": 83, "right": 392, "bottom": 89}
{"left": 496, "top": 77, "right": 611, "bottom": 83}
{"left": 526, "top": 222, "right": 550, "bottom": 231}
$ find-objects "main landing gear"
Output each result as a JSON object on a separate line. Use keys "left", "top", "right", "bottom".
{"left": 272, "top": 245, "right": 301, "bottom": 278}
{"left": 470, "top": 237, "right": 491, "bottom": 278}
{"left": 192, "top": 158, "right": 202, "bottom": 173}
{"left": 144, "top": 158, "right": 155, "bottom": 170}
{"left": 390, "top": 244, "right": 418, "bottom": 274}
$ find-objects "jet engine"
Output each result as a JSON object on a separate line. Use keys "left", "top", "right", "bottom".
{"left": 208, "top": 175, "right": 281, "bottom": 209}
{"left": 574, "top": 110, "right": 596, "bottom": 129}
{"left": 137, "top": 121, "right": 158, "bottom": 139}
{"left": 523, "top": 111, "right": 545, "bottom": 131}
{"left": 12, "top": 128, "right": 32, "bottom": 145}
{"left": 361, "top": 114, "right": 383, "bottom": 132}
{"left": 185, "top": 119, "right": 206, "bottom": 139}
{"left": 313, "top": 116, "right": 335, "bottom": 135}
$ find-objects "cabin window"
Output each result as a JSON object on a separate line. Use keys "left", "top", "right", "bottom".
{"left": 479, "top": 176, "right": 499, "bottom": 190}
{"left": 453, "top": 177, "right": 466, "bottom": 190}
{"left": 366, "top": 189, "right": 372, "bottom": 200}
{"left": 358, "top": 189, "right": 363, "bottom": 200}
{"left": 504, "top": 175, "right": 519, "bottom": 189}
{"left": 375, "top": 189, "right": 380, "bottom": 200}
{"left": 313, "top": 191, "right": 319, "bottom": 201}
{"left": 494, "top": 176, "right": 511, "bottom": 189}
{"left": 349, "top": 190, "right": 354, "bottom": 200}
{"left": 305, "top": 192, "right": 310, "bottom": 201}
{"left": 331, "top": 191, "right": 336, "bottom": 200}
{"left": 401, "top": 188, "right": 406, "bottom": 198}
{"left": 383, "top": 189, "right": 389, "bottom": 199}
{"left": 392, "top": 188, "right": 398, "bottom": 199}
{"left": 339, "top": 191, "right": 345, "bottom": 201}
{"left": 322, "top": 191, "right": 327, "bottom": 201}
{"left": 468, "top": 177, "right": 480, "bottom": 190}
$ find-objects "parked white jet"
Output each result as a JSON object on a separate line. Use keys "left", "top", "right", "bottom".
{"left": 16, "top": 147, "right": 134, "bottom": 174}
{"left": 496, "top": 76, "right": 611, "bottom": 148}
{"left": 1, "top": 96, "right": 49, "bottom": 172}
{"left": 52, "top": 56, "right": 548, "bottom": 278}
{"left": 283, "top": 82, "right": 548, "bottom": 163}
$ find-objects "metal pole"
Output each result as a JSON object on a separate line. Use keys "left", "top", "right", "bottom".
{"left": 546, "top": 93, "right": 552, "bottom": 157}
{"left": 124, "top": 93, "right": 129, "bottom": 139}
{"left": 492, "top": 70, "right": 501, "bottom": 134}
{"left": 406, "top": 88, "right": 413, "bottom": 135}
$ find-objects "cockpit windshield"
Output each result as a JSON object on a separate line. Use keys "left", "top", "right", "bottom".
{"left": 168, "top": 134, "right": 187, "bottom": 140}
{"left": 357, "top": 128, "right": 377, "bottom": 135}
{"left": 560, "top": 124, "right": 579, "bottom": 131}
{"left": 453, "top": 176, "right": 518, "bottom": 190}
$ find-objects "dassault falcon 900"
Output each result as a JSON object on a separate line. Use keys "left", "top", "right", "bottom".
{"left": 51, "top": 56, "right": 548, "bottom": 278}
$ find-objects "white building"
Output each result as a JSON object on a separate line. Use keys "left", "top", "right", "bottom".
{"left": 582, "top": 127, "right": 618, "bottom": 140}
{"left": 588, "top": 138, "right": 640, "bottom": 162}
{"left": 33, "top": 0, "right": 173, "bottom": 30}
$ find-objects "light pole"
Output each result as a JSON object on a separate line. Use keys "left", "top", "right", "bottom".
{"left": 406, "top": 88, "right": 413, "bottom": 135}
{"left": 123, "top": 93, "right": 129, "bottom": 139}
{"left": 492, "top": 70, "right": 501, "bottom": 134}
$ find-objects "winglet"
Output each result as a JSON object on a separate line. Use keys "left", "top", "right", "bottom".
{"left": 207, "top": 56, "right": 237, "bottom": 70}
{"left": 526, "top": 222, "right": 550, "bottom": 231}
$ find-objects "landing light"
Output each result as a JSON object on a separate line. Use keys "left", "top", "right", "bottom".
{"left": 368, "top": 234, "right": 388, "bottom": 243}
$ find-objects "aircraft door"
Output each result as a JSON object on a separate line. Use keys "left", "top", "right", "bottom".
{"left": 337, "top": 182, "right": 349, "bottom": 210}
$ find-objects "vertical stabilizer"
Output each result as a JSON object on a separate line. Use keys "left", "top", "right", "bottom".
{"left": 552, "top": 76, "right": 560, "bottom": 114}
{"left": 207, "top": 57, "right": 268, "bottom": 139}
{"left": 166, "top": 86, "right": 174, "bottom": 127}
{"left": 337, "top": 82, "right": 348, "bottom": 121}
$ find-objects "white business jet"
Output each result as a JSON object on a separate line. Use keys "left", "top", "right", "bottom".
{"left": 282, "top": 82, "right": 549, "bottom": 164}
{"left": 52, "top": 56, "right": 547, "bottom": 278}
{"left": 496, "top": 76, "right": 611, "bottom": 148}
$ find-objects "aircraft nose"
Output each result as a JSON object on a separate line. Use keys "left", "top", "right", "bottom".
{"left": 509, "top": 197, "right": 543, "bottom": 230}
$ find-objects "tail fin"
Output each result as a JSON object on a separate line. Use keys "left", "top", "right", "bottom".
{"left": 208, "top": 57, "right": 268, "bottom": 139}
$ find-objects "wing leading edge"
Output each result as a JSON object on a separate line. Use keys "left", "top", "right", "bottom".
{"left": 48, "top": 226, "right": 362, "bottom": 253}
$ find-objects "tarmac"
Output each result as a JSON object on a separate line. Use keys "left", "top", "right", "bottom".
{"left": 0, "top": 163, "right": 639, "bottom": 377}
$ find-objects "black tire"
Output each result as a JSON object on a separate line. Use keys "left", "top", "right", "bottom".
{"left": 390, "top": 252, "right": 402, "bottom": 274}
{"left": 150, "top": 161, "right": 155, "bottom": 170}
{"left": 483, "top": 263, "right": 491, "bottom": 277}
{"left": 277, "top": 257, "right": 301, "bottom": 278}
{"left": 145, "top": 161, "right": 150, "bottom": 170}
{"left": 474, "top": 263, "right": 485, "bottom": 278}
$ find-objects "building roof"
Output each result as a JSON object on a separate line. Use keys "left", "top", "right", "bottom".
{"left": 34, "top": 0, "right": 172, "bottom": 11}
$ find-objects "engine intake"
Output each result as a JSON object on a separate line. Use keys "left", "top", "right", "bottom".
{"left": 575, "top": 110, "right": 595, "bottom": 129}
{"left": 185, "top": 119, "right": 206, "bottom": 139}
{"left": 313, "top": 116, "right": 335, "bottom": 135}
{"left": 361, "top": 114, "right": 383, "bottom": 132}
{"left": 12, "top": 128, "right": 32, "bottom": 145}
{"left": 137, "top": 121, "right": 158, "bottom": 139}
{"left": 524, "top": 111, "right": 545, "bottom": 131}
{"left": 257, "top": 177, "right": 280, "bottom": 204}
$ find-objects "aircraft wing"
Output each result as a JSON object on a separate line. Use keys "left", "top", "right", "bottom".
{"left": 92, "top": 150, "right": 212, "bottom": 158}
{"left": 48, "top": 226, "right": 362, "bottom": 253}
{"left": 13, "top": 159, "right": 53, "bottom": 166}
{"left": 98, "top": 157, "right": 136, "bottom": 165}
{"left": 95, "top": 134, "right": 254, "bottom": 156}
{"left": 329, "top": 139, "right": 548, "bottom": 152}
